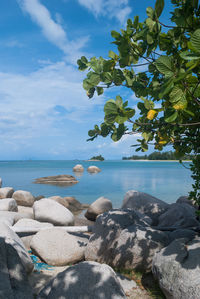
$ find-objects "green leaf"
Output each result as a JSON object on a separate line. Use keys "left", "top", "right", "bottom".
{"left": 113, "top": 69, "right": 124, "bottom": 86}
{"left": 116, "top": 95, "right": 123, "bottom": 108}
{"left": 100, "top": 123, "right": 110, "bottom": 137}
{"left": 155, "top": 0, "right": 164, "bottom": 18}
{"left": 146, "top": 18, "right": 156, "bottom": 31}
{"left": 104, "top": 100, "right": 118, "bottom": 115}
{"left": 83, "top": 79, "right": 93, "bottom": 90}
{"left": 180, "top": 51, "right": 200, "bottom": 60}
{"left": 96, "top": 87, "right": 104, "bottom": 96}
{"left": 147, "top": 33, "right": 154, "bottom": 45}
{"left": 169, "top": 86, "right": 185, "bottom": 103}
{"left": 108, "top": 51, "right": 117, "bottom": 59}
{"left": 88, "top": 130, "right": 95, "bottom": 137}
{"left": 88, "top": 73, "right": 101, "bottom": 85}
{"left": 133, "top": 16, "right": 139, "bottom": 29}
{"left": 146, "top": 7, "right": 154, "bottom": 19}
{"left": 155, "top": 56, "right": 174, "bottom": 77}
{"left": 111, "top": 30, "right": 121, "bottom": 39}
{"left": 164, "top": 110, "right": 178, "bottom": 123}
{"left": 191, "top": 29, "right": 200, "bottom": 53}
{"left": 105, "top": 114, "right": 117, "bottom": 124}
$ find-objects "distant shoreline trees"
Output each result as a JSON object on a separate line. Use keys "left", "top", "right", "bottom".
{"left": 122, "top": 151, "right": 192, "bottom": 161}
{"left": 89, "top": 155, "right": 105, "bottom": 161}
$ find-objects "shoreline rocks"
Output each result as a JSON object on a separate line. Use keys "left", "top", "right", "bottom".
{"left": 12, "top": 190, "right": 35, "bottom": 207}
{"left": 87, "top": 166, "right": 101, "bottom": 173}
{"left": 85, "top": 196, "right": 112, "bottom": 221}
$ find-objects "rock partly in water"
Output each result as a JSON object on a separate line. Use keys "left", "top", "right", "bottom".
{"left": 73, "top": 164, "right": 84, "bottom": 172}
{"left": 0, "top": 198, "right": 18, "bottom": 212}
{"left": 85, "top": 209, "right": 169, "bottom": 271}
{"left": 38, "top": 261, "right": 126, "bottom": 299}
{"left": 87, "top": 166, "right": 101, "bottom": 173}
{"left": 33, "top": 198, "right": 75, "bottom": 226}
{"left": 30, "top": 228, "right": 88, "bottom": 266}
{"left": 0, "top": 222, "right": 33, "bottom": 274}
{"left": 157, "top": 203, "right": 199, "bottom": 229}
{"left": 152, "top": 237, "right": 200, "bottom": 299}
{"left": 12, "top": 190, "right": 35, "bottom": 207}
{"left": 0, "top": 187, "right": 14, "bottom": 199}
{"left": 34, "top": 175, "right": 78, "bottom": 186}
{"left": 122, "top": 190, "right": 169, "bottom": 225}
{"left": 85, "top": 196, "right": 113, "bottom": 221}
{"left": 0, "top": 237, "right": 34, "bottom": 299}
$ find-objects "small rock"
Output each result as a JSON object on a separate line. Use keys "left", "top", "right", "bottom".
{"left": 122, "top": 190, "right": 169, "bottom": 225}
{"left": 0, "top": 177, "right": 2, "bottom": 188}
{"left": 85, "top": 196, "right": 113, "bottom": 221}
{"left": 12, "top": 190, "right": 35, "bottom": 207}
{"left": 38, "top": 261, "right": 126, "bottom": 299}
{"left": 73, "top": 164, "right": 84, "bottom": 172}
{"left": 0, "top": 198, "right": 18, "bottom": 212}
{"left": 33, "top": 198, "right": 74, "bottom": 226}
{"left": 0, "top": 187, "right": 14, "bottom": 199}
{"left": 87, "top": 165, "right": 101, "bottom": 173}
{"left": 30, "top": 228, "right": 88, "bottom": 266}
{"left": 34, "top": 175, "right": 78, "bottom": 186}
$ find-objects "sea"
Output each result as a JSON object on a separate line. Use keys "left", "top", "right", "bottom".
{"left": 0, "top": 160, "right": 193, "bottom": 208}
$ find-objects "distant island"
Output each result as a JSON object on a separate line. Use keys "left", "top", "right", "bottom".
{"left": 122, "top": 151, "right": 192, "bottom": 161}
{"left": 89, "top": 155, "right": 104, "bottom": 161}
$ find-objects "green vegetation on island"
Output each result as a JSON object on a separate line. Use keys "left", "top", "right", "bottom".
{"left": 122, "top": 151, "right": 192, "bottom": 161}
{"left": 78, "top": 0, "right": 200, "bottom": 208}
{"left": 89, "top": 155, "right": 104, "bottom": 161}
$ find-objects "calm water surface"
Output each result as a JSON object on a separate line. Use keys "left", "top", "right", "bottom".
{"left": 0, "top": 160, "right": 193, "bottom": 207}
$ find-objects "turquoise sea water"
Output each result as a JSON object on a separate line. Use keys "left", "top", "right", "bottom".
{"left": 0, "top": 160, "right": 193, "bottom": 208}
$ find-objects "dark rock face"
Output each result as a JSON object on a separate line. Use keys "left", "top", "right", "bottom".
{"left": 152, "top": 237, "right": 200, "bottom": 299}
{"left": 38, "top": 261, "right": 126, "bottom": 299}
{"left": 33, "top": 175, "right": 78, "bottom": 186}
{"left": 85, "top": 209, "right": 169, "bottom": 272}
{"left": 0, "top": 237, "right": 33, "bottom": 299}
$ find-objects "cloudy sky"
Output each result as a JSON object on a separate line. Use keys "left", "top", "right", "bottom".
{"left": 0, "top": 0, "right": 172, "bottom": 160}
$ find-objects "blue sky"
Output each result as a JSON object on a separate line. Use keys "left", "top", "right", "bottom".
{"left": 0, "top": 0, "right": 173, "bottom": 160}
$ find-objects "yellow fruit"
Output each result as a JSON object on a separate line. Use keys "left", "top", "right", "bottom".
{"left": 147, "top": 109, "right": 157, "bottom": 120}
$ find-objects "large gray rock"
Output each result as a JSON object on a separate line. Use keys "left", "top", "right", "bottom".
{"left": 157, "top": 203, "right": 199, "bottom": 229}
{"left": 38, "top": 261, "right": 126, "bottom": 299}
{"left": 0, "top": 222, "right": 33, "bottom": 274}
{"left": 85, "top": 209, "right": 168, "bottom": 271}
{"left": 87, "top": 165, "right": 101, "bottom": 173}
{"left": 0, "top": 237, "right": 33, "bottom": 299}
{"left": 30, "top": 228, "right": 88, "bottom": 266}
{"left": 73, "top": 164, "right": 84, "bottom": 172}
{"left": 0, "top": 198, "right": 18, "bottom": 212}
{"left": 168, "top": 229, "right": 197, "bottom": 242}
{"left": 176, "top": 196, "right": 197, "bottom": 208}
{"left": 0, "top": 187, "right": 14, "bottom": 199}
{"left": 12, "top": 190, "right": 35, "bottom": 207}
{"left": 85, "top": 197, "right": 113, "bottom": 221}
{"left": 152, "top": 237, "right": 200, "bottom": 299}
{"left": 122, "top": 190, "right": 169, "bottom": 225}
{"left": 33, "top": 198, "right": 74, "bottom": 226}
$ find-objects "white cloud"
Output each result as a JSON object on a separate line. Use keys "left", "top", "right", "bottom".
{"left": 78, "top": 0, "right": 132, "bottom": 24}
{"left": 17, "top": 0, "right": 89, "bottom": 63}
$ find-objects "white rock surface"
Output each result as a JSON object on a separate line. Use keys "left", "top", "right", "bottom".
{"left": 0, "top": 198, "right": 18, "bottom": 212}
{"left": 73, "top": 164, "right": 84, "bottom": 172}
{"left": 14, "top": 218, "right": 53, "bottom": 229}
{"left": 33, "top": 198, "right": 74, "bottom": 226}
{"left": 85, "top": 196, "right": 112, "bottom": 221}
{"left": 0, "top": 222, "right": 33, "bottom": 274}
{"left": 12, "top": 190, "right": 35, "bottom": 207}
{"left": 0, "top": 187, "right": 14, "bottom": 199}
{"left": 0, "top": 211, "right": 34, "bottom": 225}
{"left": 38, "top": 261, "right": 126, "bottom": 299}
{"left": 30, "top": 228, "right": 87, "bottom": 266}
{"left": 87, "top": 165, "right": 101, "bottom": 173}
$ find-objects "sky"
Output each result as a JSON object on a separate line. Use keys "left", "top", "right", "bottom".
{"left": 0, "top": 0, "right": 173, "bottom": 160}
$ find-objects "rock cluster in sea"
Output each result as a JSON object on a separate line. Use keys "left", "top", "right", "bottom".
{"left": 0, "top": 174, "right": 199, "bottom": 299}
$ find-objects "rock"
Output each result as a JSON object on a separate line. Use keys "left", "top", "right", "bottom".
{"left": 157, "top": 203, "right": 199, "bottom": 229}
{"left": 34, "top": 175, "right": 78, "bottom": 186}
{"left": 87, "top": 166, "right": 101, "bottom": 173}
{"left": 63, "top": 196, "right": 87, "bottom": 212}
{"left": 176, "top": 195, "right": 197, "bottom": 208}
{"left": 0, "top": 211, "right": 34, "bottom": 224}
{"left": 73, "top": 164, "right": 84, "bottom": 172}
{"left": 38, "top": 261, "right": 126, "bottom": 299}
{"left": 0, "top": 214, "right": 15, "bottom": 226}
{"left": 85, "top": 197, "right": 113, "bottom": 221}
{"left": 21, "top": 235, "right": 34, "bottom": 251}
{"left": 0, "top": 237, "right": 34, "bottom": 299}
{"left": 152, "top": 237, "right": 200, "bottom": 299}
{"left": 34, "top": 195, "right": 45, "bottom": 201}
{"left": 33, "top": 198, "right": 75, "bottom": 226}
{"left": 85, "top": 209, "right": 168, "bottom": 271}
{"left": 0, "top": 177, "right": 2, "bottom": 188}
{"left": 30, "top": 228, "right": 88, "bottom": 266}
{"left": 18, "top": 206, "right": 34, "bottom": 218}
{"left": 0, "top": 222, "right": 33, "bottom": 274}
{"left": 116, "top": 273, "right": 137, "bottom": 294}
{"left": 13, "top": 218, "right": 54, "bottom": 229}
{"left": 122, "top": 190, "right": 169, "bottom": 225}
{"left": 12, "top": 190, "right": 35, "bottom": 207}
{"left": 169, "top": 229, "right": 197, "bottom": 242}
{"left": 0, "top": 187, "right": 14, "bottom": 199}
{"left": 0, "top": 198, "right": 18, "bottom": 212}
{"left": 48, "top": 196, "right": 70, "bottom": 209}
